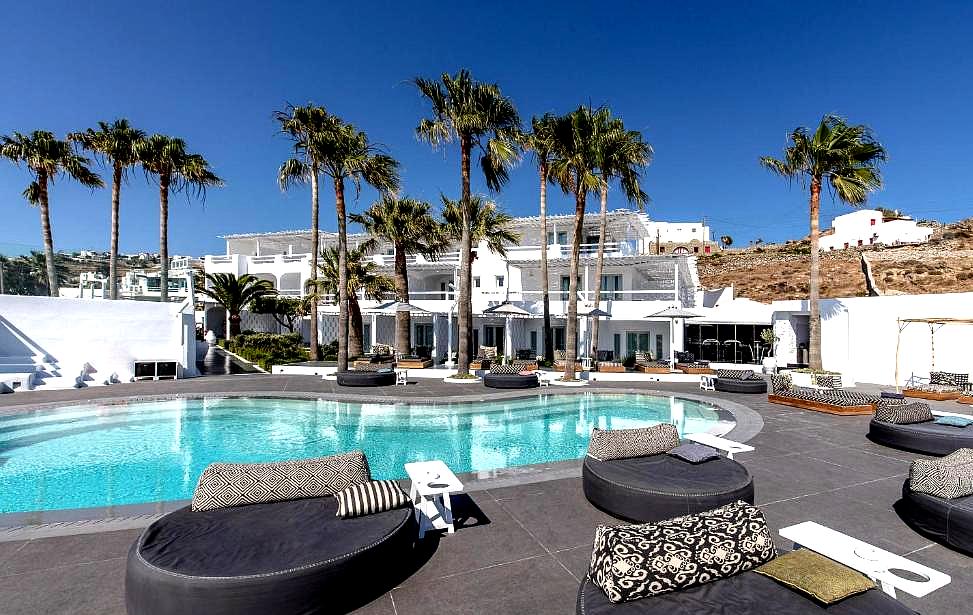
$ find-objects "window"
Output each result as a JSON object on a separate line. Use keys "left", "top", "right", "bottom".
{"left": 362, "top": 323, "right": 372, "bottom": 352}
{"left": 495, "top": 275, "right": 504, "bottom": 287}
{"left": 613, "top": 334, "right": 621, "bottom": 361}
{"left": 870, "top": 219, "right": 876, "bottom": 226}
{"left": 691, "top": 228, "right": 696, "bottom": 233}
{"left": 656, "top": 334, "right": 664, "bottom": 361}
{"left": 483, "top": 325, "right": 505, "bottom": 355}
{"left": 530, "top": 330, "right": 538, "bottom": 353}
{"left": 557, "top": 231, "right": 568, "bottom": 244}
{"left": 474, "top": 277, "right": 480, "bottom": 288}
{"left": 560, "top": 276, "right": 571, "bottom": 301}
{"left": 693, "top": 246, "right": 699, "bottom": 253}
{"left": 626, "top": 332, "right": 651, "bottom": 355}
{"left": 414, "top": 323, "right": 434, "bottom": 348}
{"left": 601, "top": 275, "right": 622, "bottom": 300}
{"left": 659, "top": 246, "right": 666, "bottom": 253}
{"left": 844, "top": 242, "right": 849, "bottom": 249}
{"left": 704, "top": 245, "right": 711, "bottom": 254}
{"left": 857, "top": 239, "right": 863, "bottom": 246}
{"left": 547, "top": 231, "right": 555, "bottom": 245}
{"left": 553, "top": 326, "right": 566, "bottom": 351}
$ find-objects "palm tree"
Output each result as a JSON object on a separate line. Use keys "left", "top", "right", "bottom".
{"left": 548, "top": 106, "right": 602, "bottom": 380}
{"left": 351, "top": 196, "right": 441, "bottom": 355}
{"left": 68, "top": 120, "right": 146, "bottom": 300}
{"left": 590, "top": 109, "right": 651, "bottom": 357}
{"left": 441, "top": 195, "right": 521, "bottom": 256}
{"left": 1, "top": 131, "right": 103, "bottom": 296}
{"left": 280, "top": 109, "right": 398, "bottom": 372}
{"left": 519, "top": 113, "right": 560, "bottom": 363}
{"left": 720, "top": 235, "right": 733, "bottom": 249}
{"left": 761, "top": 115, "right": 886, "bottom": 369}
{"left": 312, "top": 246, "right": 395, "bottom": 358}
{"left": 414, "top": 69, "right": 521, "bottom": 375}
{"left": 198, "top": 273, "right": 275, "bottom": 339}
{"left": 136, "top": 135, "right": 223, "bottom": 302}
{"left": 276, "top": 104, "right": 331, "bottom": 361}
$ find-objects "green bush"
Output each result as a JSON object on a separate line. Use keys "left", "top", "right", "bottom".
{"left": 622, "top": 354, "right": 636, "bottom": 368}
{"left": 228, "top": 332, "right": 307, "bottom": 371}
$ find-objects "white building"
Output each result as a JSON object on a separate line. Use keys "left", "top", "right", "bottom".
{"left": 818, "top": 209, "right": 933, "bottom": 251}
{"left": 204, "top": 210, "right": 745, "bottom": 363}
{"left": 61, "top": 257, "right": 197, "bottom": 301}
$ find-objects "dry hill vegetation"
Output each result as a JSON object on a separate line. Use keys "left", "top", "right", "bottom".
{"left": 698, "top": 218, "right": 973, "bottom": 302}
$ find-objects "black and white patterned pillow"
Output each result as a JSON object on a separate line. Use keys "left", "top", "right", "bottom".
{"left": 874, "top": 402, "right": 933, "bottom": 424}
{"left": 191, "top": 451, "right": 371, "bottom": 512}
{"left": 930, "top": 371, "right": 957, "bottom": 386}
{"left": 587, "top": 424, "right": 680, "bottom": 461}
{"left": 909, "top": 449, "right": 973, "bottom": 500}
{"left": 490, "top": 363, "right": 521, "bottom": 374}
{"left": 478, "top": 346, "right": 498, "bottom": 359}
{"left": 814, "top": 374, "right": 843, "bottom": 388}
{"left": 589, "top": 500, "right": 777, "bottom": 603}
{"left": 335, "top": 479, "right": 411, "bottom": 518}
{"left": 716, "top": 369, "right": 753, "bottom": 380}
{"left": 635, "top": 351, "right": 652, "bottom": 364}
{"left": 770, "top": 373, "right": 792, "bottom": 394}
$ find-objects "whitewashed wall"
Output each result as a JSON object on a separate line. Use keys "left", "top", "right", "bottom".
{"left": 0, "top": 295, "right": 196, "bottom": 380}
{"left": 773, "top": 292, "right": 973, "bottom": 386}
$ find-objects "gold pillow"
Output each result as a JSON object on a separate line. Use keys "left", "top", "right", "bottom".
{"left": 754, "top": 549, "right": 875, "bottom": 605}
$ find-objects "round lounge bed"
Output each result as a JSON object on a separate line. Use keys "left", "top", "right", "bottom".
{"left": 867, "top": 419, "right": 973, "bottom": 456}
{"left": 576, "top": 570, "right": 916, "bottom": 615}
{"left": 336, "top": 369, "right": 395, "bottom": 387}
{"left": 483, "top": 372, "right": 539, "bottom": 389}
{"left": 714, "top": 377, "right": 768, "bottom": 394}
{"left": 126, "top": 496, "right": 415, "bottom": 615}
{"left": 898, "top": 480, "right": 973, "bottom": 555}
{"left": 582, "top": 454, "right": 754, "bottom": 523}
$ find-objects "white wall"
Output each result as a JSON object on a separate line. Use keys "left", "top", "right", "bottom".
{"left": 0, "top": 295, "right": 196, "bottom": 381}
{"left": 773, "top": 292, "right": 973, "bottom": 385}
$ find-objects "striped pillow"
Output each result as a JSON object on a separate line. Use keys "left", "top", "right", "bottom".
{"left": 335, "top": 479, "right": 411, "bottom": 518}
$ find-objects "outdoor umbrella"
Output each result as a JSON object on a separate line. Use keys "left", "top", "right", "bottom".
{"left": 582, "top": 307, "right": 612, "bottom": 359}
{"left": 645, "top": 306, "right": 702, "bottom": 369}
{"left": 484, "top": 302, "right": 532, "bottom": 359}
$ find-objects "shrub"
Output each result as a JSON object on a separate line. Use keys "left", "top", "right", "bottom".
{"left": 228, "top": 332, "right": 307, "bottom": 371}
{"left": 622, "top": 354, "right": 636, "bottom": 368}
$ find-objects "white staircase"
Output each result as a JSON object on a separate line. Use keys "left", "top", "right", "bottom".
{"left": 0, "top": 318, "right": 61, "bottom": 391}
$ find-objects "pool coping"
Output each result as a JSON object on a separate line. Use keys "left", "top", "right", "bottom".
{"left": 0, "top": 388, "right": 762, "bottom": 540}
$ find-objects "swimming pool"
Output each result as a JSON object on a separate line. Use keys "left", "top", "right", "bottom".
{"left": 0, "top": 393, "right": 734, "bottom": 514}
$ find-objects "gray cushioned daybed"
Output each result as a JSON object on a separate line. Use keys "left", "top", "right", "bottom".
{"left": 576, "top": 570, "right": 916, "bottom": 615}
{"left": 898, "top": 481, "right": 973, "bottom": 555}
{"left": 583, "top": 453, "right": 754, "bottom": 523}
{"left": 715, "top": 377, "right": 768, "bottom": 394}
{"left": 336, "top": 369, "right": 395, "bottom": 387}
{"left": 483, "top": 372, "right": 539, "bottom": 389}
{"left": 869, "top": 418, "right": 973, "bottom": 456}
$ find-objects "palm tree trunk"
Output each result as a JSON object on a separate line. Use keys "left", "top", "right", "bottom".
{"left": 564, "top": 177, "right": 586, "bottom": 380}
{"left": 808, "top": 175, "right": 822, "bottom": 370}
{"left": 335, "top": 177, "right": 350, "bottom": 372}
{"left": 456, "top": 134, "right": 473, "bottom": 375}
{"left": 349, "top": 295, "right": 364, "bottom": 358}
{"left": 109, "top": 162, "right": 122, "bottom": 300}
{"left": 591, "top": 181, "right": 609, "bottom": 359}
{"left": 394, "top": 241, "right": 411, "bottom": 356}
{"left": 308, "top": 168, "right": 321, "bottom": 360}
{"left": 159, "top": 173, "right": 170, "bottom": 302}
{"left": 36, "top": 174, "right": 58, "bottom": 297}
{"left": 229, "top": 312, "right": 241, "bottom": 337}
{"left": 539, "top": 161, "right": 553, "bottom": 364}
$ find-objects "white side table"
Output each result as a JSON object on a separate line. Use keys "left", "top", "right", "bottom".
{"left": 684, "top": 432, "right": 755, "bottom": 460}
{"left": 395, "top": 368, "right": 408, "bottom": 386}
{"left": 404, "top": 460, "right": 464, "bottom": 538}
{"left": 779, "top": 521, "right": 950, "bottom": 598}
{"left": 699, "top": 375, "right": 716, "bottom": 391}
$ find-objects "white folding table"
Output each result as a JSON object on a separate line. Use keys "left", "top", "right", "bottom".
{"left": 404, "top": 460, "right": 464, "bottom": 538}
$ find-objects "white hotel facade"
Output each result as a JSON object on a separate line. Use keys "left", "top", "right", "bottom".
{"left": 204, "top": 210, "right": 769, "bottom": 363}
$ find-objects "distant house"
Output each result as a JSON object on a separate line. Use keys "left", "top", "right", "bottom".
{"left": 818, "top": 209, "right": 933, "bottom": 251}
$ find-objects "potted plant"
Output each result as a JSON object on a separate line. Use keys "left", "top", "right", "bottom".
{"left": 760, "top": 328, "right": 779, "bottom": 374}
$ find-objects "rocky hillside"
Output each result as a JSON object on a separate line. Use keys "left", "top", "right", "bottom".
{"left": 698, "top": 219, "right": 973, "bottom": 302}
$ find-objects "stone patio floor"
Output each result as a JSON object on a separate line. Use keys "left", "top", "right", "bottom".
{"left": 1, "top": 374, "right": 971, "bottom": 614}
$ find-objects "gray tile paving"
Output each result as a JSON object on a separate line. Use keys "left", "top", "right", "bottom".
{"left": 0, "top": 375, "right": 971, "bottom": 614}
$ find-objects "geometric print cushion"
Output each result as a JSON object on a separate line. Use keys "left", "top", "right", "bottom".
{"left": 334, "top": 479, "right": 411, "bottom": 518}
{"left": 873, "top": 402, "right": 933, "bottom": 424}
{"left": 910, "top": 449, "right": 973, "bottom": 500}
{"left": 930, "top": 371, "right": 960, "bottom": 386}
{"left": 478, "top": 346, "right": 498, "bottom": 359}
{"left": 191, "top": 451, "right": 372, "bottom": 512}
{"left": 587, "top": 424, "right": 681, "bottom": 461}
{"left": 813, "top": 374, "right": 843, "bottom": 388}
{"left": 716, "top": 369, "right": 754, "bottom": 380}
{"left": 770, "top": 373, "right": 793, "bottom": 394}
{"left": 589, "top": 500, "right": 777, "bottom": 603}
{"left": 490, "top": 363, "right": 521, "bottom": 374}
{"left": 635, "top": 351, "right": 652, "bottom": 364}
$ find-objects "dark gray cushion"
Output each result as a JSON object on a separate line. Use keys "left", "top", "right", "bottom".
{"left": 668, "top": 443, "right": 720, "bottom": 464}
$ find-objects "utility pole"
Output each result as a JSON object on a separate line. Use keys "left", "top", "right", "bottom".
{"left": 656, "top": 229, "right": 661, "bottom": 255}
{"left": 0, "top": 258, "right": 5, "bottom": 294}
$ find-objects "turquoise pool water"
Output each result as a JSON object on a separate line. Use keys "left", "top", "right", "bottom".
{"left": 0, "top": 394, "right": 733, "bottom": 514}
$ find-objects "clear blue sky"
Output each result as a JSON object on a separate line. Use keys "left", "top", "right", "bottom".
{"left": 2, "top": 1, "right": 971, "bottom": 257}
